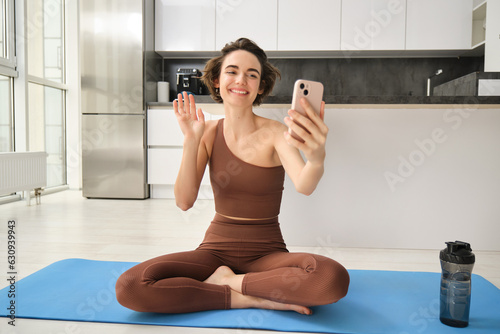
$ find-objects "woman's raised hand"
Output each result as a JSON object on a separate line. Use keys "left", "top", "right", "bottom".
{"left": 173, "top": 92, "right": 205, "bottom": 142}
{"left": 284, "top": 98, "right": 328, "bottom": 165}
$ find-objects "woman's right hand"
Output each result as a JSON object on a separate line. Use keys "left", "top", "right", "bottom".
{"left": 173, "top": 92, "right": 205, "bottom": 143}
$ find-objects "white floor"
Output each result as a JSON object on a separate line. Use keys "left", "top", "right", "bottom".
{"left": 1, "top": 190, "right": 499, "bottom": 334}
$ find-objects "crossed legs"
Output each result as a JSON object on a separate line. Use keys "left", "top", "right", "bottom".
{"left": 116, "top": 250, "right": 349, "bottom": 314}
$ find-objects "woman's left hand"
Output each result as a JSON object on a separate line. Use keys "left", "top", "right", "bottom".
{"left": 284, "top": 98, "right": 328, "bottom": 165}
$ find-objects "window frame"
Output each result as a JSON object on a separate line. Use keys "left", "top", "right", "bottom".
{"left": 26, "top": 0, "right": 66, "bottom": 86}
{"left": 0, "top": 0, "right": 15, "bottom": 153}
{"left": 25, "top": 0, "right": 68, "bottom": 188}
{"left": 0, "top": 74, "right": 14, "bottom": 152}
{"left": 0, "top": 0, "right": 16, "bottom": 74}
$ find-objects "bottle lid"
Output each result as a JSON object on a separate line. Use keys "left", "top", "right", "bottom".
{"left": 440, "top": 241, "right": 475, "bottom": 264}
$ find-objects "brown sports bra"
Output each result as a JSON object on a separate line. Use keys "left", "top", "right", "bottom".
{"left": 209, "top": 119, "right": 285, "bottom": 219}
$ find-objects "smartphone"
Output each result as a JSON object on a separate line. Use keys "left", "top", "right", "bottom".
{"left": 289, "top": 79, "right": 324, "bottom": 142}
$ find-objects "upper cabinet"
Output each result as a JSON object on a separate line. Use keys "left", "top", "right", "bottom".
{"left": 155, "top": 0, "right": 216, "bottom": 51}
{"left": 277, "top": 0, "right": 341, "bottom": 51}
{"left": 215, "top": 0, "right": 277, "bottom": 51}
{"left": 471, "top": 0, "right": 500, "bottom": 72}
{"left": 484, "top": 0, "right": 500, "bottom": 72}
{"left": 341, "top": 0, "right": 406, "bottom": 51}
{"left": 472, "top": 1, "right": 486, "bottom": 48}
{"left": 156, "top": 0, "right": 488, "bottom": 62}
{"left": 405, "top": 0, "right": 473, "bottom": 50}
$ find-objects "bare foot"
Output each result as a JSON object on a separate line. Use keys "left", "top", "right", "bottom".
{"left": 205, "top": 266, "right": 312, "bottom": 315}
{"left": 231, "top": 290, "right": 312, "bottom": 315}
{"left": 204, "top": 266, "right": 235, "bottom": 286}
{"left": 204, "top": 266, "right": 245, "bottom": 293}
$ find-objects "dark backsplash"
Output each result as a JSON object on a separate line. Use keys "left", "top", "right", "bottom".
{"left": 161, "top": 56, "right": 484, "bottom": 100}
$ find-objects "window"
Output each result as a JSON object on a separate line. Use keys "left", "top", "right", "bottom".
{"left": 0, "top": 0, "right": 15, "bottom": 69}
{"left": 0, "top": 74, "right": 13, "bottom": 152}
{"left": 0, "top": 0, "right": 14, "bottom": 153}
{"left": 27, "top": 0, "right": 65, "bottom": 83}
{"left": 28, "top": 83, "right": 66, "bottom": 187}
{"left": 0, "top": 0, "right": 4, "bottom": 59}
{"left": 26, "top": 0, "right": 67, "bottom": 188}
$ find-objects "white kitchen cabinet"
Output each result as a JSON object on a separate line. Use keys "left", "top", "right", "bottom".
{"left": 147, "top": 107, "right": 212, "bottom": 198}
{"left": 406, "top": 0, "right": 473, "bottom": 50}
{"left": 147, "top": 109, "right": 183, "bottom": 146}
{"left": 478, "top": 79, "right": 500, "bottom": 95}
{"left": 277, "top": 0, "right": 341, "bottom": 51}
{"left": 215, "top": 0, "right": 277, "bottom": 50}
{"left": 148, "top": 147, "right": 183, "bottom": 185}
{"left": 147, "top": 108, "right": 182, "bottom": 190}
{"left": 155, "top": 0, "right": 216, "bottom": 51}
{"left": 484, "top": 0, "right": 500, "bottom": 72}
{"left": 341, "top": 0, "right": 406, "bottom": 51}
{"left": 472, "top": 1, "right": 486, "bottom": 48}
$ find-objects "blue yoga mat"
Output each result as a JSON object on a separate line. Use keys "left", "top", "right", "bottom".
{"left": 1, "top": 258, "right": 499, "bottom": 333}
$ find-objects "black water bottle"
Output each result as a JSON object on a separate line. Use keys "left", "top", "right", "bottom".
{"left": 439, "top": 241, "right": 475, "bottom": 328}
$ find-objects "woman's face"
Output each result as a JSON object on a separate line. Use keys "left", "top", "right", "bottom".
{"left": 215, "top": 50, "right": 264, "bottom": 107}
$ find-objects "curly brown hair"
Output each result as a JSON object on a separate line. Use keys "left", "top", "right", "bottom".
{"left": 201, "top": 38, "right": 281, "bottom": 106}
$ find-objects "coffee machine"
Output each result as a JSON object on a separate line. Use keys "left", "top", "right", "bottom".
{"left": 176, "top": 68, "right": 207, "bottom": 95}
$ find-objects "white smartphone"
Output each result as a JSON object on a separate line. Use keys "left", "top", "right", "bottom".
{"left": 289, "top": 79, "right": 324, "bottom": 142}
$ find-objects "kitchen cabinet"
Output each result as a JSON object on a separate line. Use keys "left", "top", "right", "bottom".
{"left": 341, "top": 0, "right": 406, "bottom": 51}
{"left": 472, "top": 1, "right": 486, "bottom": 48}
{"left": 215, "top": 0, "right": 277, "bottom": 51}
{"left": 155, "top": 0, "right": 216, "bottom": 51}
{"left": 148, "top": 147, "right": 183, "bottom": 185}
{"left": 147, "top": 108, "right": 213, "bottom": 199}
{"left": 484, "top": 0, "right": 500, "bottom": 72}
{"left": 147, "top": 109, "right": 184, "bottom": 196}
{"left": 155, "top": 0, "right": 479, "bottom": 56}
{"left": 148, "top": 109, "right": 183, "bottom": 146}
{"left": 406, "top": 0, "right": 473, "bottom": 50}
{"left": 277, "top": 0, "right": 341, "bottom": 51}
{"left": 465, "top": 0, "right": 499, "bottom": 72}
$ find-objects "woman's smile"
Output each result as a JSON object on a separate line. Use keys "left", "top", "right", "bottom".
{"left": 229, "top": 88, "right": 249, "bottom": 95}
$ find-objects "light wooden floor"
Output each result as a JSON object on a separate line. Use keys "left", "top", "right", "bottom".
{"left": 1, "top": 190, "right": 499, "bottom": 334}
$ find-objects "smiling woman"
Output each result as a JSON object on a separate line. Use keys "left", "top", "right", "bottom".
{"left": 201, "top": 37, "right": 281, "bottom": 106}
{"left": 116, "top": 37, "right": 348, "bottom": 315}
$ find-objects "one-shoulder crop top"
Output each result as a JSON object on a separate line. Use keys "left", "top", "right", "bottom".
{"left": 209, "top": 119, "right": 285, "bottom": 219}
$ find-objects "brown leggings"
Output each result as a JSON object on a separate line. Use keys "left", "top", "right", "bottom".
{"left": 115, "top": 214, "right": 350, "bottom": 314}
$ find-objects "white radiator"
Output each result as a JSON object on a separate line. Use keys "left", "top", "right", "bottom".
{"left": 0, "top": 152, "right": 48, "bottom": 198}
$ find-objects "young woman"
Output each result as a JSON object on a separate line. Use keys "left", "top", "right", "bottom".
{"left": 116, "top": 38, "right": 349, "bottom": 315}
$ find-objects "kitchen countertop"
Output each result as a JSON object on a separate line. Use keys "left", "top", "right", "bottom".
{"left": 149, "top": 95, "right": 500, "bottom": 109}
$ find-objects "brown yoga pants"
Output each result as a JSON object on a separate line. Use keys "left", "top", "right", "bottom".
{"left": 115, "top": 214, "right": 350, "bottom": 313}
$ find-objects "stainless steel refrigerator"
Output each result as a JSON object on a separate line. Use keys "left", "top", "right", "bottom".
{"left": 80, "top": 0, "right": 159, "bottom": 199}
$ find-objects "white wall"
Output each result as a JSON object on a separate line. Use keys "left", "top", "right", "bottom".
{"left": 254, "top": 105, "right": 500, "bottom": 251}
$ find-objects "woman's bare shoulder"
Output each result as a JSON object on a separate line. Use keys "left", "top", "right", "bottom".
{"left": 205, "top": 118, "right": 220, "bottom": 130}
{"left": 201, "top": 119, "right": 221, "bottom": 156}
